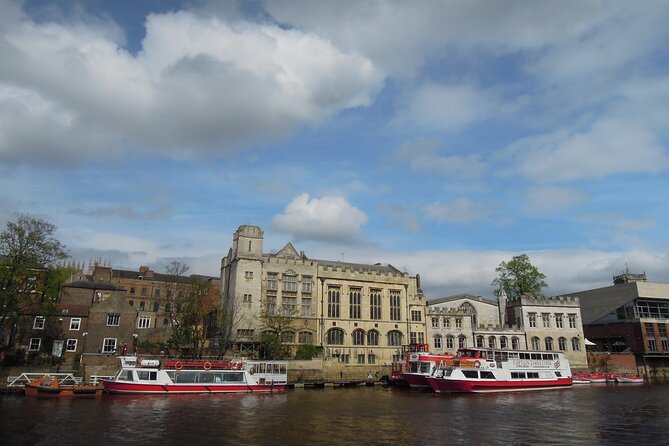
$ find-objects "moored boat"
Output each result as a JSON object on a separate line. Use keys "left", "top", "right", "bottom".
{"left": 426, "top": 347, "right": 572, "bottom": 393}
{"left": 572, "top": 373, "right": 591, "bottom": 384}
{"left": 102, "top": 356, "right": 288, "bottom": 394}
{"left": 615, "top": 374, "right": 644, "bottom": 384}
{"left": 587, "top": 373, "right": 606, "bottom": 383}
{"left": 24, "top": 376, "right": 102, "bottom": 398}
{"left": 403, "top": 352, "right": 456, "bottom": 389}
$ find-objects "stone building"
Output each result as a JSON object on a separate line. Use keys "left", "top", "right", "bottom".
{"left": 426, "top": 293, "right": 588, "bottom": 369}
{"left": 563, "top": 271, "right": 669, "bottom": 372}
{"left": 220, "top": 225, "right": 427, "bottom": 366}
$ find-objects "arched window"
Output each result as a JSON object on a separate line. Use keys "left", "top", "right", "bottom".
{"left": 327, "top": 328, "right": 345, "bottom": 345}
{"left": 572, "top": 337, "right": 581, "bottom": 351}
{"left": 545, "top": 337, "right": 553, "bottom": 351}
{"left": 459, "top": 302, "right": 477, "bottom": 327}
{"left": 558, "top": 337, "right": 567, "bottom": 351}
{"left": 281, "top": 331, "right": 295, "bottom": 343}
{"left": 488, "top": 336, "right": 497, "bottom": 349}
{"left": 531, "top": 336, "right": 541, "bottom": 350}
{"left": 446, "top": 335, "right": 455, "bottom": 350}
{"left": 511, "top": 337, "right": 519, "bottom": 350}
{"left": 367, "top": 330, "right": 380, "bottom": 346}
{"left": 352, "top": 329, "right": 365, "bottom": 346}
{"left": 387, "top": 330, "right": 403, "bottom": 346}
{"left": 433, "top": 335, "right": 442, "bottom": 350}
{"left": 500, "top": 336, "right": 508, "bottom": 349}
{"left": 458, "top": 335, "right": 466, "bottom": 349}
{"left": 299, "top": 331, "right": 313, "bottom": 344}
{"left": 476, "top": 336, "right": 484, "bottom": 348}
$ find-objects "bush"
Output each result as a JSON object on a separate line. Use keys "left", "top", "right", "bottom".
{"left": 295, "top": 344, "right": 319, "bottom": 360}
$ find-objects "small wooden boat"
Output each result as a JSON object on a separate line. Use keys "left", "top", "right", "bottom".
{"left": 572, "top": 373, "right": 591, "bottom": 384}
{"left": 24, "top": 376, "right": 103, "bottom": 398}
{"left": 615, "top": 374, "right": 644, "bottom": 384}
{"left": 587, "top": 373, "right": 606, "bottom": 383}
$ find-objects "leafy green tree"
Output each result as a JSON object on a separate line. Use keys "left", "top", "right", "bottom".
{"left": 256, "top": 296, "right": 297, "bottom": 359}
{"left": 0, "top": 214, "right": 68, "bottom": 352}
{"left": 491, "top": 254, "right": 548, "bottom": 299}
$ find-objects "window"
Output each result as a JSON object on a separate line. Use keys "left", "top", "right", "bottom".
{"left": 433, "top": 335, "right": 442, "bottom": 350}
{"left": 352, "top": 329, "right": 365, "bottom": 345}
{"left": 432, "top": 317, "right": 439, "bottom": 328}
{"left": 155, "top": 289, "right": 161, "bottom": 298}
{"left": 528, "top": 313, "right": 537, "bottom": 328}
{"left": 139, "top": 301, "right": 145, "bottom": 310}
{"left": 244, "top": 271, "right": 253, "bottom": 279}
{"left": 267, "top": 273, "right": 278, "bottom": 290}
{"left": 301, "top": 298, "right": 312, "bottom": 317}
{"left": 645, "top": 323, "right": 655, "bottom": 337}
{"left": 138, "top": 316, "right": 151, "bottom": 329}
{"left": 370, "top": 290, "right": 382, "bottom": 320}
{"left": 66, "top": 339, "right": 77, "bottom": 352}
{"left": 69, "top": 318, "right": 81, "bottom": 331}
{"left": 410, "top": 332, "right": 424, "bottom": 344}
{"left": 153, "top": 302, "right": 159, "bottom": 312}
{"left": 545, "top": 337, "right": 554, "bottom": 351}
{"left": 390, "top": 290, "right": 401, "bottom": 321}
{"left": 281, "top": 331, "right": 295, "bottom": 343}
{"left": 531, "top": 337, "right": 541, "bottom": 350}
{"left": 283, "top": 275, "right": 298, "bottom": 292}
{"left": 29, "top": 338, "right": 41, "bottom": 351}
{"left": 458, "top": 335, "right": 466, "bottom": 349}
{"left": 301, "top": 276, "right": 312, "bottom": 293}
{"left": 558, "top": 337, "right": 567, "bottom": 351}
{"left": 444, "top": 318, "right": 451, "bottom": 328}
{"left": 500, "top": 336, "right": 507, "bottom": 349}
{"left": 512, "top": 337, "right": 519, "bottom": 350}
{"left": 282, "top": 296, "right": 297, "bottom": 313}
{"left": 350, "top": 288, "right": 361, "bottom": 319}
{"left": 555, "top": 313, "right": 563, "bottom": 328}
{"left": 357, "top": 354, "right": 366, "bottom": 364}
{"left": 411, "top": 310, "right": 422, "bottom": 322}
{"left": 488, "top": 336, "right": 497, "bottom": 349}
{"left": 141, "top": 287, "right": 148, "bottom": 296}
{"left": 163, "top": 318, "right": 169, "bottom": 326}
{"left": 299, "top": 331, "right": 313, "bottom": 344}
{"left": 33, "top": 316, "right": 45, "bottom": 330}
{"left": 387, "top": 330, "right": 403, "bottom": 346}
{"left": 328, "top": 287, "right": 340, "bottom": 318}
{"left": 367, "top": 330, "right": 380, "bottom": 346}
{"left": 327, "top": 328, "right": 345, "bottom": 345}
{"left": 237, "top": 329, "right": 255, "bottom": 338}
{"left": 446, "top": 336, "right": 454, "bottom": 349}
{"left": 368, "top": 353, "right": 376, "bottom": 364}
{"left": 266, "top": 296, "right": 276, "bottom": 315}
{"left": 648, "top": 339, "right": 657, "bottom": 352}
{"left": 455, "top": 319, "right": 462, "bottom": 329}
{"left": 130, "top": 287, "right": 136, "bottom": 295}
{"left": 635, "top": 300, "right": 669, "bottom": 318}
{"left": 164, "top": 303, "right": 171, "bottom": 313}
{"left": 128, "top": 300, "right": 134, "bottom": 307}
{"left": 243, "top": 293, "right": 252, "bottom": 303}
{"left": 340, "top": 354, "right": 350, "bottom": 364}
{"left": 102, "top": 338, "right": 117, "bottom": 353}
{"left": 571, "top": 337, "right": 581, "bottom": 351}
{"left": 107, "top": 314, "right": 120, "bottom": 326}
{"left": 568, "top": 314, "right": 577, "bottom": 328}
{"left": 476, "top": 336, "right": 484, "bottom": 347}
{"left": 542, "top": 313, "right": 550, "bottom": 328}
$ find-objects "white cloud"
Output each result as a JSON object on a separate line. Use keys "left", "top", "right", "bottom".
{"left": 524, "top": 187, "right": 586, "bottom": 214}
{"left": 0, "top": 8, "right": 383, "bottom": 165}
{"left": 394, "top": 139, "right": 487, "bottom": 178}
{"left": 424, "top": 198, "right": 489, "bottom": 224}
{"left": 271, "top": 193, "right": 368, "bottom": 243}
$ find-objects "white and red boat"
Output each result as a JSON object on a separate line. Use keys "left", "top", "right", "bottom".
{"left": 389, "top": 343, "right": 429, "bottom": 386}
{"left": 615, "top": 374, "right": 644, "bottom": 384}
{"left": 402, "top": 352, "right": 456, "bottom": 389}
{"left": 102, "top": 356, "right": 288, "bottom": 394}
{"left": 426, "top": 347, "right": 572, "bottom": 393}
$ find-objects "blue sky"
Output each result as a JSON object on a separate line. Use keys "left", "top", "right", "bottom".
{"left": 2, "top": 0, "right": 669, "bottom": 298}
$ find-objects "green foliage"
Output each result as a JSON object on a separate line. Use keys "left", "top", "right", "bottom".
{"left": 258, "top": 332, "right": 291, "bottom": 360}
{"left": 491, "top": 254, "right": 548, "bottom": 299}
{"left": 294, "top": 343, "right": 319, "bottom": 360}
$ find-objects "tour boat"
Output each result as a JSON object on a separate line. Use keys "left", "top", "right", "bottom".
{"left": 24, "top": 376, "right": 103, "bottom": 398}
{"left": 615, "top": 374, "right": 644, "bottom": 384}
{"left": 425, "top": 347, "right": 572, "bottom": 393}
{"left": 102, "top": 356, "right": 288, "bottom": 394}
{"left": 402, "top": 352, "right": 456, "bottom": 389}
{"left": 389, "top": 343, "right": 430, "bottom": 386}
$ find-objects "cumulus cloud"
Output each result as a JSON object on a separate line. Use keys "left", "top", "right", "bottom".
{"left": 0, "top": 7, "right": 383, "bottom": 165}
{"left": 271, "top": 193, "right": 368, "bottom": 243}
{"left": 523, "top": 187, "right": 586, "bottom": 214}
{"left": 424, "top": 198, "right": 489, "bottom": 224}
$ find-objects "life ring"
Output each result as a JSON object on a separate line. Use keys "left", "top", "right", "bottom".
{"left": 489, "top": 362, "right": 496, "bottom": 368}
{"left": 474, "top": 360, "right": 481, "bottom": 368}
{"left": 175, "top": 361, "right": 183, "bottom": 370}
{"left": 203, "top": 362, "right": 212, "bottom": 371}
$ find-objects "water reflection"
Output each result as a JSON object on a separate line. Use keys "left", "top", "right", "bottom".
{"left": 2, "top": 384, "right": 669, "bottom": 445}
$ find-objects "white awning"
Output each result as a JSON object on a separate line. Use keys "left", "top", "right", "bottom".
{"left": 584, "top": 338, "right": 597, "bottom": 346}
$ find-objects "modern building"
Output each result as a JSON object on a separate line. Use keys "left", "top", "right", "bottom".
{"left": 220, "top": 225, "right": 427, "bottom": 365}
{"left": 427, "top": 293, "right": 588, "bottom": 369}
{"left": 563, "top": 271, "right": 669, "bottom": 371}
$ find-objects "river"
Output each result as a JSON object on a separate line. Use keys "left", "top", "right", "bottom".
{"left": 2, "top": 383, "right": 669, "bottom": 445}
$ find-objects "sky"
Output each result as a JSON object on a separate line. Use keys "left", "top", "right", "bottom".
{"left": 1, "top": 0, "right": 669, "bottom": 300}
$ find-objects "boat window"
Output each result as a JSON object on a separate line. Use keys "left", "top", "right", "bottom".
{"left": 531, "top": 353, "right": 540, "bottom": 360}
{"left": 224, "top": 372, "right": 245, "bottom": 382}
{"left": 137, "top": 371, "right": 157, "bottom": 381}
{"left": 174, "top": 372, "right": 198, "bottom": 383}
{"left": 527, "top": 372, "right": 539, "bottom": 378}
{"left": 121, "top": 371, "right": 134, "bottom": 381}
{"left": 199, "top": 373, "right": 215, "bottom": 383}
{"left": 511, "top": 372, "right": 526, "bottom": 379}
{"left": 419, "top": 362, "right": 431, "bottom": 373}
{"left": 462, "top": 370, "right": 479, "bottom": 379}
{"left": 555, "top": 372, "right": 562, "bottom": 377}
{"left": 508, "top": 352, "right": 518, "bottom": 359}
{"left": 520, "top": 353, "right": 530, "bottom": 360}
{"left": 479, "top": 371, "right": 495, "bottom": 379}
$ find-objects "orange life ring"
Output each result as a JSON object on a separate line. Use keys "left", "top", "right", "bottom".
{"left": 203, "top": 362, "right": 212, "bottom": 371}
{"left": 474, "top": 360, "right": 481, "bottom": 368}
{"left": 175, "top": 361, "right": 184, "bottom": 370}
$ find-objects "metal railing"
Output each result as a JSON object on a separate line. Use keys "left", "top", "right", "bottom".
{"left": 6, "top": 373, "right": 83, "bottom": 387}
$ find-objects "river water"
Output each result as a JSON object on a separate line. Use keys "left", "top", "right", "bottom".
{"left": 2, "top": 383, "right": 669, "bottom": 445}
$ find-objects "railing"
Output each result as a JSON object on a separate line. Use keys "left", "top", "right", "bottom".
{"left": 6, "top": 373, "right": 82, "bottom": 387}
{"left": 89, "top": 375, "right": 115, "bottom": 385}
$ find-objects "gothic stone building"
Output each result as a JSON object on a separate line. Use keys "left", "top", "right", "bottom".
{"left": 220, "top": 225, "right": 427, "bottom": 366}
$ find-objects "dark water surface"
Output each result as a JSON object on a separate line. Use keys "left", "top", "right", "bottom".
{"left": 2, "top": 383, "right": 669, "bottom": 445}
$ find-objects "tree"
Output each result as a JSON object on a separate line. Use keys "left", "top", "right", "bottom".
{"left": 491, "top": 254, "right": 548, "bottom": 299}
{"left": 256, "top": 296, "right": 298, "bottom": 359}
{"left": 0, "top": 214, "right": 68, "bottom": 352}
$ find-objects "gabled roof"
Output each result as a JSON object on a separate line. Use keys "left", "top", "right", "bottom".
{"left": 89, "top": 293, "right": 136, "bottom": 314}
{"left": 273, "top": 242, "right": 302, "bottom": 259}
{"left": 428, "top": 293, "right": 497, "bottom": 306}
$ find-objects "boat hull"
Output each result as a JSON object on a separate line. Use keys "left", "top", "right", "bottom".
{"left": 426, "top": 377, "right": 573, "bottom": 393}
{"left": 102, "top": 380, "right": 286, "bottom": 394}
{"left": 403, "top": 373, "right": 432, "bottom": 388}
{"left": 24, "top": 384, "right": 102, "bottom": 398}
